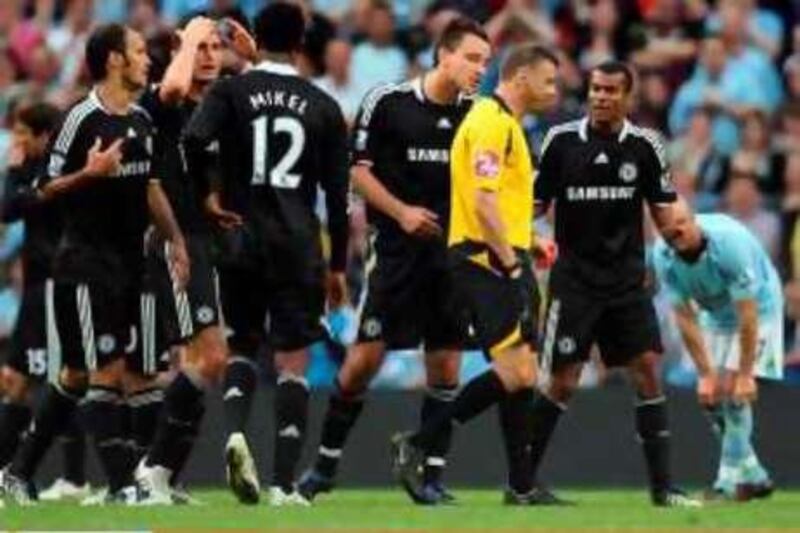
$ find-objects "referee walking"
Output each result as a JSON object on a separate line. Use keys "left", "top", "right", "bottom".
{"left": 393, "top": 44, "right": 559, "bottom": 504}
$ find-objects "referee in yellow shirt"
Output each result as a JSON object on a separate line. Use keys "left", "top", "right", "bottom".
{"left": 393, "top": 43, "right": 560, "bottom": 505}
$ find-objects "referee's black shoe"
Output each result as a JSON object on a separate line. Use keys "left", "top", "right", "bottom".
{"left": 390, "top": 432, "right": 427, "bottom": 504}
{"left": 297, "top": 468, "right": 335, "bottom": 502}
{"left": 503, "top": 484, "right": 575, "bottom": 506}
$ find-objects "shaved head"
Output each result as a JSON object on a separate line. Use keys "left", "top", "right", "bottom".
{"left": 659, "top": 197, "right": 703, "bottom": 257}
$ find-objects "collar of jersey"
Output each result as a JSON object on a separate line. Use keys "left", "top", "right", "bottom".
{"left": 252, "top": 60, "right": 300, "bottom": 77}
{"left": 578, "top": 116, "right": 632, "bottom": 143}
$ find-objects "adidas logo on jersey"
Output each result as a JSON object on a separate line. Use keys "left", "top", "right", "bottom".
{"left": 279, "top": 425, "right": 301, "bottom": 439}
{"left": 594, "top": 152, "right": 609, "bottom": 165}
{"left": 223, "top": 386, "right": 244, "bottom": 400}
{"left": 127, "top": 127, "right": 137, "bottom": 138}
{"left": 437, "top": 117, "right": 452, "bottom": 129}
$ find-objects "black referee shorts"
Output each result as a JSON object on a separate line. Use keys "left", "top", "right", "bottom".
{"left": 147, "top": 235, "right": 222, "bottom": 353}
{"left": 52, "top": 280, "right": 162, "bottom": 376}
{"left": 6, "top": 280, "right": 53, "bottom": 380}
{"left": 449, "top": 249, "right": 539, "bottom": 359}
{"left": 540, "top": 281, "right": 662, "bottom": 374}
{"left": 356, "top": 237, "right": 468, "bottom": 350}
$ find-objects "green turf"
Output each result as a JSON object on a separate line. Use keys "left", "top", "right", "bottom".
{"left": 2, "top": 489, "right": 800, "bottom": 531}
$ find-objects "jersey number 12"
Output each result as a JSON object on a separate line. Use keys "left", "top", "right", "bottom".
{"left": 251, "top": 115, "right": 305, "bottom": 189}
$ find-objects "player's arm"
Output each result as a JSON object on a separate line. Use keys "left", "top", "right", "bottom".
{"left": 39, "top": 138, "right": 124, "bottom": 201}
{"left": 672, "top": 302, "right": 717, "bottom": 405}
{"left": 640, "top": 129, "right": 678, "bottom": 230}
{"left": 2, "top": 145, "right": 44, "bottom": 222}
{"left": 350, "top": 88, "right": 440, "bottom": 237}
{"left": 147, "top": 179, "right": 190, "bottom": 287}
{"left": 721, "top": 235, "right": 762, "bottom": 403}
{"left": 159, "top": 17, "right": 216, "bottom": 104}
{"left": 320, "top": 103, "right": 350, "bottom": 308}
{"left": 351, "top": 166, "right": 441, "bottom": 237}
{"left": 533, "top": 127, "right": 562, "bottom": 218}
{"left": 734, "top": 298, "right": 759, "bottom": 402}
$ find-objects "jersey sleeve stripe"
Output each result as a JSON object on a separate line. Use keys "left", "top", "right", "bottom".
{"left": 540, "top": 119, "right": 581, "bottom": 156}
{"left": 630, "top": 126, "right": 668, "bottom": 170}
{"left": 53, "top": 99, "right": 98, "bottom": 155}
{"left": 357, "top": 82, "right": 413, "bottom": 129}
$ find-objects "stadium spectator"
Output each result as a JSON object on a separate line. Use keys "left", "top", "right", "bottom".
{"left": 316, "top": 39, "right": 361, "bottom": 124}
{"left": 46, "top": 0, "right": 93, "bottom": 88}
{"left": 669, "top": 33, "right": 769, "bottom": 156}
{"left": 668, "top": 107, "right": 724, "bottom": 206}
{"left": 351, "top": 0, "right": 409, "bottom": 100}
{"left": 716, "top": 0, "right": 783, "bottom": 111}
{"left": 577, "top": 0, "right": 620, "bottom": 72}
{"left": 706, "top": 0, "right": 784, "bottom": 59}
{"left": 721, "top": 110, "right": 781, "bottom": 195}
{"left": 723, "top": 172, "right": 781, "bottom": 261}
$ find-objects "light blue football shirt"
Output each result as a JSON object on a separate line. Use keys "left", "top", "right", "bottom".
{"left": 652, "top": 214, "right": 782, "bottom": 331}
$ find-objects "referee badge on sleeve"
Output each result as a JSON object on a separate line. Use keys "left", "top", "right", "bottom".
{"left": 474, "top": 150, "right": 500, "bottom": 179}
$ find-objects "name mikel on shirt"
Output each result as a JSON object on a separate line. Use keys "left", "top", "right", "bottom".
{"left": 249, "top": 91, "right": 309, "bottom": 115}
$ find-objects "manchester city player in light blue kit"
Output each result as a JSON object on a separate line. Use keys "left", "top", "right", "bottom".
{"left": 653, "top": 199, "right": 780, "bottom": 502}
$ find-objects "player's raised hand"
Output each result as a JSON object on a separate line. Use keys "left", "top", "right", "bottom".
{"left": 325, "top": 271, "right": 349, "bottom": 310}
{"left": 84, "top": 137, "right": 124, "bottom": 177}
{"left": 223, "top": 17, "right": 258, "bottom": 62}
{"left": 733, "top": 372, "right": 757, "bottom": 404}
{"left": 398, "top": 205, "right": 442, "bottom": 238}
{"left": 168, "top": 238, "right": 191, "bottom": 289}
{"left": 696, "top": 372, "right": 717, "bottom": 406}
{"left": 179, "top": 16, "right": 216, "bottom": 48}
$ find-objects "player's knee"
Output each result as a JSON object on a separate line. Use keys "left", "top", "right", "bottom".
{"left": 629, "top": 353, "right": 662, "bottom": 397}
{"left": 193, "top": 329, "right": 229, "bottom": 383}
{"left": 548, "top": 369, "right": 578, "bottom": 404}
{"left": 1, "top": 367, "right": 29, "bottom": 402}
{"left": 339, "top": 342, "right": 384, "bottom": 392}
{"left": 424, "top": 349, "right": 461, "bottom": 387}
{"left": 90, "top": 359, "right": 125, "bottom": 387}
{"left": 60, "top": 367, "right": 88, "bottom": 391}
{"left": 275, "top": 348, "right": 309, "bottom": 376}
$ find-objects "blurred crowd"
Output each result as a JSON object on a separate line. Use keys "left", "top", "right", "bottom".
{"left": 2, "top": 0, "right": 800, "bottom": 387}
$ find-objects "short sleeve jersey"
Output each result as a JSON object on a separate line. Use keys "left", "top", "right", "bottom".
{"left": 448, "top": 95, "right": 533, "bottom": 252}
{"left": 47, "top": 89, "right": 155, "bottom": 285}
{"left": 536, "top": 117, "right": 677, "bottom": 297}
{"left": 139, "top": 85, "right": 210, "bottom": 235}
{"left": 652, "top": 214, "right": 783, "bottom": 330}
{"left": 351, "top": 77, "right": 472, "bottom": 244}
{"left": 184, "top": 61, "right": 349, "bottom": 264}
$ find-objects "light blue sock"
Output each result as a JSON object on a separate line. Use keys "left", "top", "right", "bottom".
{"left": 715, "top": 401, "right": 769, "bottom": 493}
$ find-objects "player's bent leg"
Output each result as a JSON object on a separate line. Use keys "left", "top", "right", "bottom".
{"left": 39, "top": 414, "right": 90, "bottom": 502}
{"left": 82, "top": 358, "right": 137, "bottom": 499}
{"left": 139, "top": 362, "right": 208, "bottom": 506}
{"left": 299, "top": 341, "right": 386, "bottom": 502}
{"left": 270, "top": 348, "right": 312, "bottom": 506}
{"left": 712, "top": 373, "right": 772, "bottom": 501}
{"left": 4, "top": 367, "right": 87, "bottom": 504}
{"left": 628, "top": 352, "right": 700, "bottom": 508}
{"left": 419, "top": 349, "right": 460, "bottom": 502}
{"left": 0, "top": 367, "right": 32, "bottom": 469}
{"left": 124, "top": 371, "right": 164, "bottom": 471}
{"left": 222, "top": 351, "right": 260, "bottom": 505}
{"left": 509, "top": 360, "right": 579, "bottom": 507}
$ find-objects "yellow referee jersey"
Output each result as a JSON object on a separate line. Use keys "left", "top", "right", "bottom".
{"left": 449, "top": 95, "right": 533, "bottom": 255}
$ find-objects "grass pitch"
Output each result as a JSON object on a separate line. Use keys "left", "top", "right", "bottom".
{"left": 2, "top": 488, "right": 799, "bottom": 531}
